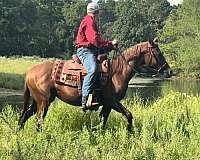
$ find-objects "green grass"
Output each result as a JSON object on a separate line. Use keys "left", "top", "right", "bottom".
{"left": 0, "top": 91, "right": 200, "bottom": 160}
{"left": 0, "top": 56, "right": 45, "bottom": 75}
{"left": 0, "top": 56, "right": 52, "bottom": 90}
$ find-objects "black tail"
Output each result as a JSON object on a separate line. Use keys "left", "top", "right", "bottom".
{"left": 18, "top": 82, "right": 30, "bottom": 126}
{"left": 23, "top": 82, "right": 30, "bottom": 110}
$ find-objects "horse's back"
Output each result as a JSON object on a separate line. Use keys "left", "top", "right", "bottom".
{"left": 25, "top": 61, "right": 55, "bottom": 92}
{"left": 26, "top": 60, "right": 53, "bottom": 76}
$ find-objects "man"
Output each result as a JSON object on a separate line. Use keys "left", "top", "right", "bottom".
{"left": 76, "top": 2, "right": 117, "bottom": 110}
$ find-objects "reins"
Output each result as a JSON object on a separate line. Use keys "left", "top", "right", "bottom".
{"left": 110, "top": 45, "right": 167, "bottom": 78}
{"left": 149, "top": 47, "right": 167, "bottom": 74}
{"left": 111, "top": 47, "right": 141, "bottom": 76}
{"left": 108, "top": 48, "right": 118, "bottom": 80}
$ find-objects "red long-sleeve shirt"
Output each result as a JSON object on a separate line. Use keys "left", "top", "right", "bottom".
{"left": 76, "top": 15, "right": 113, "bottom": 49}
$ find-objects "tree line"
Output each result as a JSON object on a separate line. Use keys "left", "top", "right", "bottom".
{"left": 0, "top": 0, "right": 172, "bottom": 58}
{"left": 160, "top": 0, "right": 200, "bottom": 77}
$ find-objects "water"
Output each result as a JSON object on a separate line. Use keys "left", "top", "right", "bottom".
{"left": 127, "top": 78, "right": 200, "bottom": 103}
{"left": 1, "top": 79, "right": 200, "bottom": 111}
{"left": 0, "top": 88, "right": 23, "bottom": 111}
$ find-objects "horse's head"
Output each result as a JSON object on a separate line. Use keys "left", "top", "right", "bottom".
{"left": 126, "top": 38, "right": 172, "bottom": 78}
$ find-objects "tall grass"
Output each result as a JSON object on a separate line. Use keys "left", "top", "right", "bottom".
{"left": 0, "top": 91, "right": 200, "bottom": 160}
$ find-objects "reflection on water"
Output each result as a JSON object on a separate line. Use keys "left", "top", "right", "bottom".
{"left": 127, "top": 78, "right": 200, "bottom": 103}
{"left": 0, "top": 88, "right": 23, "bottom": 111}
{"left": 1, "top": 79, "right": 200, "bottom": 111}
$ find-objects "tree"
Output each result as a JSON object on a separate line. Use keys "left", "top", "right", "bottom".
{"left": 160, "top": 0, "right": 200, "bottom": 77}
{"left": 0, "top": 0, "right": 38, "bottom": 56}
{"left": 0, "top": 0, "right": 172, "bottom": 58}
{"left": 62, "top": 0, "right": 87, "bottom": 57}
{"left": 110, "top": 0, "right": 171, "bottom": 50}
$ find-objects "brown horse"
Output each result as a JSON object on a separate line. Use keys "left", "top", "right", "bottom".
{"left": 18, "top": 39, "right": 172, "bottom": 131}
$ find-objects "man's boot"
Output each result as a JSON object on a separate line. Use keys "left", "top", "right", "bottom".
{"left": 81, "top": 94, "right": 100, "bottom": 112}
{"left": 87, "top": 94, "right": 99, "bottom": 107}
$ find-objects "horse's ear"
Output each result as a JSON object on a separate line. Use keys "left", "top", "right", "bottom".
{"left": 153, "top": 37, "right": 159, "bottom": 45}
{"left": 148, "top": 39, "right": 154, "bottom": 47}
{"left": 148, "top": 37, "right": 159, "bottom": 47}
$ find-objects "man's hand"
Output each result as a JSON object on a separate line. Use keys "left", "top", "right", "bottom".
{"left": 112, "top": 39, "right": 118, "bottom": 45}
{"left": 112, "top": 39, "right": 118, "bottom": 49}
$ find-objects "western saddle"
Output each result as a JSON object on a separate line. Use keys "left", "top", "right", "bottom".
{"left": 51, "top": 54, "right": 110, "bottom": 94}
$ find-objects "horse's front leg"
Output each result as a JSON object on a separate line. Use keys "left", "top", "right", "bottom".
{"left": 112, "top": 99, "right": 133, "bottom": 131}
{"left": 99, "top": 105, "right": 112, "bottom": 129}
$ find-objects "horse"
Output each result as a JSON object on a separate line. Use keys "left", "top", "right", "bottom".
{"left": 18, "top": 39, "right": 172, "bottom": 131}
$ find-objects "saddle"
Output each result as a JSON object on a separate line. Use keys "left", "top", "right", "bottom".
{"left": 51, "top": 54, "right": 110, "bottom": 94}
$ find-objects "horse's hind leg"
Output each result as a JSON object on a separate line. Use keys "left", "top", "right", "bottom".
{"left": 18, "top": 100, "right": 37, "bottom": 129}
{"left": 35, "top": 91, "right": 56, "bottom": 131}
{"left": 43, "top": 92, "right": 56, "bottom": 120}
{"left": 35, "top": 97, "right": 49, "bottom": 132}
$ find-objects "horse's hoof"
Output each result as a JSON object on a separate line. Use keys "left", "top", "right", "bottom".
{"left": 127, "top": 124, "right": 132, "bottom": 133}
{"left": 18, "top": 125, "right": 24, "bottom": 132}
{"left": 18, "top": 122, "right": 25, "bottom": 131}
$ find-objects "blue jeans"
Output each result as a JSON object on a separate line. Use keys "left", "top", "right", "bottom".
{"left": 77, "top": 47, "right": 99, "bottom": 101}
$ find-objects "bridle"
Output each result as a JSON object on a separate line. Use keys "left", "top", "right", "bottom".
{"left": 112, "top": 45, "right": 167, "bottom": 77}
{"left": 148, "top": 47, "right": 167, "bottom": 74}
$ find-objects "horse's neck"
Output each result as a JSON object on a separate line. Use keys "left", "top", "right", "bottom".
{"left": 112, "top": 52, "right": 137, "bottom": 81}
{"left": 109, "top": 55, "right": 136, "bottom": 99}
{"left": 111, "top": 55, "right": 136, "bottom": 88}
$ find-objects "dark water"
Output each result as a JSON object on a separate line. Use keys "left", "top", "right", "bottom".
{"left": 0, "top": 88, "right": 23, "bottom": 111}
{"left": 127, "top": 78, "right": 200, "bottom": 103}
{"left": 1, "top": 79, "right": 200, "bottom": 111}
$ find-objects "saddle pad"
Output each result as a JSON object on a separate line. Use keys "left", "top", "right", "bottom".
{"left": 51, "top": 60, "right": 85, "bottom": 87}
{"left": 62, "top": 60, "right": 87, "bottom": 75}
{"left": 51, "top": 59, "right": 110, "bottom": 88}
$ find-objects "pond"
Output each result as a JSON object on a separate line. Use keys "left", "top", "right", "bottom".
{"left": 0, "top": 88, "right": 23, "bottom": 111}
{"left": 0, "top": 78, "right": 200, "bottom": 111}
{"left": 127, "top": 78, "right": 200, "bottom": 103}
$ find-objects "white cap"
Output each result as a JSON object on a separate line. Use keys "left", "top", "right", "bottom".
{"left": 87, "top": 2, "right": 99, "bottom": 13}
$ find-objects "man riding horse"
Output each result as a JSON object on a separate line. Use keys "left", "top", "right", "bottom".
{"left": 76, "top": 2, "right": 118, "bottom": 111}
{"left": 18, "top": 2, "right": 172, "bottom": 131}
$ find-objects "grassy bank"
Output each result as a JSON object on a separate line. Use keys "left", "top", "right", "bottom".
{"left": 0, "top": 91, "right": 200, "bottom": 160}
{"left": 0, "top": 57, "right": 50, "bottom": 90}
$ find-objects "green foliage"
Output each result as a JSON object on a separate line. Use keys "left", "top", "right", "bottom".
{"left": 62, "top": 1, "right": 87, "bottom": 54}
{"left": 160, "top": 0, "right": 200, "bottom": 77}
{"left": 0, "top": 0, "right": 38, "bottom": 56}
{"left": 111, "top": 0, "right": 172, "bottom": 50}
{"left": 0, "top": 0, "right": 81, "bottom": 57}
{"left": 0, "top": 0, "right": 172, "bottom": 58}
{"left": 1, "top": 91, "right": 200, "bottom": 159}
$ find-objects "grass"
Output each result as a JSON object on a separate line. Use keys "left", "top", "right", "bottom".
{"left": 0, "top": 56, "right": 200, "bottom": 159}
{"left": 0, "top": 56, "right": 45, "bottom": 75}
{"left": 0, "top": 91, "right": 200, "bottom": 160}
{"left": 0, "top": 56, "right": 52, "bottom": 90}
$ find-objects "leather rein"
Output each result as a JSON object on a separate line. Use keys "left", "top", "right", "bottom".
{"left": 112, "top": 46, "right": 167, "bottom": 77}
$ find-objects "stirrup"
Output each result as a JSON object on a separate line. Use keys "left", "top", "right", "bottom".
{"left": 86, "top": 94, "right": 100, "bottom": 107}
